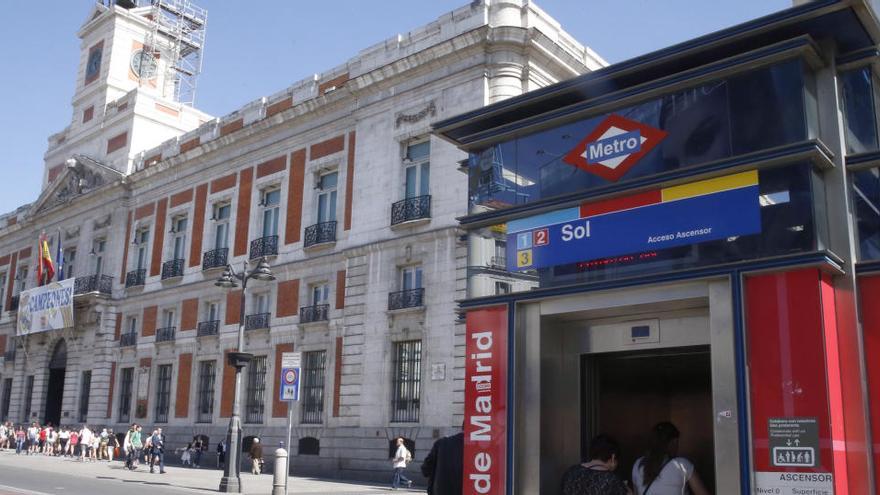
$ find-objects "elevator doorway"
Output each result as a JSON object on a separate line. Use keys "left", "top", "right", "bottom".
{"left": 584, "top": 346, "right": 715, "bottom": 491}
{"left": 44, "top": 340, "right": 67, "bottom": 426}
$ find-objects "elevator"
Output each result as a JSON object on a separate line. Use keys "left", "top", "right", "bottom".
{"left": 514, "top": 279, "right": 741, "bottom": 494}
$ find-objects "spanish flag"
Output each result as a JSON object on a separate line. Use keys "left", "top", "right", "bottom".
{"left": 37, "top": 233, "right": 55, "bottom": 286}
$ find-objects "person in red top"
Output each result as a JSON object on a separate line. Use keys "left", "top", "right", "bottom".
{"left": 39, "top": 426, "right": 48, "bottom": 454}
{"left": 68, "top": 430, "right": 79, "bottom": 458}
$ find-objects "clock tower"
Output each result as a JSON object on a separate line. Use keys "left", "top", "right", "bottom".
{"left": 41, "top": 0, "right": 211, "bottom": 186}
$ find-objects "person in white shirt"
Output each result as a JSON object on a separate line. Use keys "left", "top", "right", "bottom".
{"left": 391, "top": 437, "right": 413, "bottom": 490}
{"left": 79, "top": 426, "right": 94, "bottom": 462}
{"left": 631, "top": 422, "right": 710, "bottom": 495}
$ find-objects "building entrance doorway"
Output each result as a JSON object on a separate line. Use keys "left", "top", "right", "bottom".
{"left": 44, "top": 340, "right": 67, "bottom": 426}
{"left": 583, "top": 346, "right": 715, "bottom": 490}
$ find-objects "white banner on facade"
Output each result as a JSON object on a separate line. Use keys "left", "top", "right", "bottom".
{"left": 16, "top": 278, "right": 75, "bottom": 336}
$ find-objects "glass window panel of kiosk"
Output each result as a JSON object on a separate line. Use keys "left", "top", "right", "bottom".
{"left": 467, "top": 162, "right": 821, "bottom": 295}
{"left": 840, "top": 67, "right": 879, "bottom": 154}
{"left": 853, "top": 167, "right": 880, "bottom": 260}
{"left": 468, "top": 59, "right": 810, "bottom": 214}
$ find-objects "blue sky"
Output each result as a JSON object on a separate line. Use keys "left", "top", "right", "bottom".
{"left": 0, "top": 0, "right": 789, "bottom": 215}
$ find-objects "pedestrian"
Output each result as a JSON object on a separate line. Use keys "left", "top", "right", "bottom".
{"left": 14, "top": 426, "right": 25, "bottom": 455}
{"left": 560, "top": 434, "right": 630, "bottom": 495}
{"left": 192, "top": 436, "right": 203, "bottom": 468}
{"left": 38, "top": 424, "right": 48, "bottom": 454}
{"left": 108, "top": 430, "right": 119, "bottom": 463}
{"left": 68, "top": 428, "right": 79, "bottom": 457}
{"left": 249, "top": 438, "right": 263, "bottom": 475}
{"left": 79, "top": 425, "right": 94, "bottom": 462}
{"left": 27, "top": 422, "right": 39, "bottom": 455}
{"left": 149, "top": 428, "right": 166, "bottom": 474}
{"left": 217, "top": 438, "right": 227, "bottom": 469}
{"left": 0, "top": 421, "right": 8, "bottom": 450}
{"left": 131, "top": 424, "right": 143, "bottom": 469}
{"left": 421, "top": 431, "right": 463, "bottom": 495}
{"left": 632, "top": 422, "right": 710, "bottom": 495}
{"left": 45, "top": 427, "right": 57, "bottom": 456}
{"left": 181, "top": 442, "right": 192, "bottom": 467}
{"left": 123, "top": 424, "right": 136, "bottom": 470}
{"left": 59, "top": 427, "right": 69, "bottom": 456}
{"left": 391, "top": 437, "right": 414, "bottom": 490}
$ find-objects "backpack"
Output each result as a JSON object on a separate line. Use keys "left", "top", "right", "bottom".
{"left": 405, "top": 448, "right": 413, "bottom": 462}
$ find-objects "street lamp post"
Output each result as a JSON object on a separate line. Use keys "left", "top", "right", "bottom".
{"left": 216, "top": 257, "right": 275, "bottom": 493}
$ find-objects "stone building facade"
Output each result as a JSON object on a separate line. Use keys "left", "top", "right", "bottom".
{"left": 0, "top": 0, "right": 603, "bottom": 481}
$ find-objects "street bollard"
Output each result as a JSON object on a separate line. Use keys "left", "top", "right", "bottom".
{"left": 272, "top": 447, "right": 288, "bottom": 495}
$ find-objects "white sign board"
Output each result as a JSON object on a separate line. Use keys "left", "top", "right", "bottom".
{"left": 754, "top": 471, "right": 833, "bottom": 495}
{"left": 16, "top": 278, "right": 75, "bottom": 336}
{"left": 281, "top": 352, "right": 301, "bottom": 368}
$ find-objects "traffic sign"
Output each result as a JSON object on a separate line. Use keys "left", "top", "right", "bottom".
{"left": 279, "top": 351, "right": 302, "bottom": 402}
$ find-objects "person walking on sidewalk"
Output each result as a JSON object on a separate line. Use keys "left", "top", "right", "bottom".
{"left": 108, "top": 430, "right": 119, "bottom": 463}
{"left": 422, "top": 431, "right": 463, "bottom": 495}
{"left": 149, "top": 428, "right": 166, "bottom": 474}
{"left": 249, "top": 438, "right": 263, "bottom": 475}
{"left": 217, "top": 438, "right": 227, "bottom": 469}
{"left": 14, "top": 426, "right": 25, "bottom": 455}
{"left": 391, "top": 437, "right": 414, "bottom": 490}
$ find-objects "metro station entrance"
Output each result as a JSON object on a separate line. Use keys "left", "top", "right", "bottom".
{"left": 584, "top": 347, "right": 715, "bottom": 490}
{"left": 512, "top": 279, "right": 741, "bottom": 494}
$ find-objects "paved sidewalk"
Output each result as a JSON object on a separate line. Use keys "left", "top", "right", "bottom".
{"left": 0, "top": 450, "right": 423, "bottom": 494}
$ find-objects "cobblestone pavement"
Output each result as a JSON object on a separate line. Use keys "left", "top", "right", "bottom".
{"left": 0, "top": 450, "right": 423, "bottom": 495}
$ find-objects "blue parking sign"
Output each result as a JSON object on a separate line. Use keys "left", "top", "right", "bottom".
{"left": 279, "top": 366, "right": 300, "bottom": 401}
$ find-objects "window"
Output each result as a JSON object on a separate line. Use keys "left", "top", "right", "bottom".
{"left": 404, "top": 141, "right": 430, "bottom": 198}
{"left": 301, "top": 351, "right": 326, "bottom": 424}
{"left": 1, "top": 378, "right": 12, "bottom": 421}
{"left": 65, "top": 249, "right": 76, "bottom": 278}
{"left": 260, "top": 188, "right": 281, "bottom": 237}
{"left": 495, "top": 281, "right": 511, "bottom": 295}
{"left": 212, "top": 203, "right": 231, "bottom": 250}
{"left": 0, "top": 273, "right": 5, "bottom": 310}
{"left": 311, "top": 284, "right": 329, "bottom": 306}
{"left": 170, "top": 216, "right": 187, "bottom": 260}
{"left": 127, "top": 316, "right": 138, "bottom": 335}
{"left": 93, "top": 238, "right": 106, "bottom": 275}
{"left": 316, "top": 172, "right": 338, "bottom": 224}
{"left": 252, "top": 292, "right": 270, "bottom": 315}
{"left": 118, "top": 367, "right": 134, "bottom": 423}
{"left": 134, "top": 228, "right": 150, "bottom": 270}
{"left": 79, "top": 371, "right": 92, "bottom": 422}
{"left": 154, "top": 364, "right": 172, "bottom": 423}
{"left": 16, "top": 267, "right": 28, "bottom": 294}
{"left": 401, "top": 266, "right": 423, "bottom": 291}
{"left": 196, "top": 360, "right": 216, "bottom": 423}
{"left": 205, "top": 301, "right": 220, "bottom": 322}
{"left": 245, "top": 356, "right": 267, "bottom": 423}
{"left": 23, "top": 376, "right": 34, "bottom": 421}
{"left": 162, "top": 309, "right": 176, "bottom": 329}
{"left": 391, "top": 340, "right": 421, "bottom": 422}
{"left": 493, "top": 239, "right": 506, "bottom": 268}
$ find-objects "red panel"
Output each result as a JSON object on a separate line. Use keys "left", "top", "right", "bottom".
{"left": 745, "top": 269, "right": 834, "bottom": 474}
{"left": 580, "top": 189, "right": 661, "bottom": 218}
{"left": 464, "top": 306, "right": 508, "bottom": 495}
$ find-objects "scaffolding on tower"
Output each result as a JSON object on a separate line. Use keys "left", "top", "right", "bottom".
{"left": 141, "top": 0, "right": 207, "bottom": 105}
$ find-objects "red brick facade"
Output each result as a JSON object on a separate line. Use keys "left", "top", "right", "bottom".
{"left": 142, "top": 306, "right": 157, "bottom": 337}
{"left": 149, "top": 198, "right": 168, "bottom": 277}
{"left": 272, "top": 343, "right": 294, "bottom": 417}
{"left": 233, "top": 168, "right": 253, "bottom": 257}
{"left": 175, "top": 353, "right": 193, "bottom": 418}
{"left": 276, "top": 279, "right": 300, "bottom": 317}
{"left": 285, "top": 149, "right": 306, "bottom": 244}
{"left": 189, "top": 183, "right": 208, "bottom": 268}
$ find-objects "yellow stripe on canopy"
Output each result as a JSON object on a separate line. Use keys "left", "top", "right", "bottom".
{"left": 661, "top": 170, "right": 758, "bottom": 202}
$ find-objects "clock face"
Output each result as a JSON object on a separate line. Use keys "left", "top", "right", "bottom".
{"left": 85, "top": 48, "right": 102, "bottom": 80}
{"left": 130, "top": 50, "right": 158, "bottom": 80}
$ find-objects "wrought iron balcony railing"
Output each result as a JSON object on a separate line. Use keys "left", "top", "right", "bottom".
{"left": 202, "top": 247, "right": 228, "bottom": 270}
{"left": 119, "top": 332, "right": 137, "bottom": 347}
{"left": 304, "top": 221, "right": 337, "bottom": 248}
{"left": 74, "top": 274, "right": 113, "bottom": 295}
{"left": 388, "top": 288, "right": 425, "bottom": 311}
{"left": 156, "top": 326, "right": 176, "bottom": 343}
{"left": 197, "top": 320, "right": 219, "bottom": 337}
{"left": 8, "top": 295, "right": 19, "bottom": 312}
{"left": 245, "top": 312, "right": 271, "bottom": 331}
{"left": 299, "top": 304, "right": 329, "bottom": 324}
{"left": 391, "top": 195, "right": 431, "bottom": 226}
{"left": 161, "top": 259, "right": 185, "bottom": 280}
{"left": 125, "top": 268, "right": 146, "bottom": 288}
{"left": 249, "top": 235, "right": 278, "bottom": 260}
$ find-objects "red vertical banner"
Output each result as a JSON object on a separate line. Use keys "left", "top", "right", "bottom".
{"left": 464, "top": 306, "right": 508, "bottom": 495}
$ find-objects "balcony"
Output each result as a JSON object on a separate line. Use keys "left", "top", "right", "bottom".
{"left": 391, "top": 195, "right": 431, "bottom": 226}
{"left": 388, "top": 288, "right": 425, "bottom": 311}
{"left": 125, "top": 268, "right": 146, "bottom": 288}
{"left": 119, "top": 332, "right": 137, "bottom": 347}
{"left": 161, "top": 259, "right": 185, "bottom": 280}
{"left": 8, "top": 295, "right": 19, "bottom": 312}
{"left": 202, "top": 247, "right": 228, "bottom": 270}
{"left": 304, "top": 221, "right": 336, "bottom": 249}
{"left": 74, "top": 275, "right": 113, "bottom": 296}
{"left": 249, "top": 235, "right": 278, "bottom": 260}
{"left": 299, "top": 304, "right": 329, "bottom": 324}
{"left": 156, "top": 326, "right": 176, "bottom": 343}
{"left": 245, "top": 312, "right": 270, "bottom": 331}
{"left": 197, "top": 320, "right": 219, "bottom": 337}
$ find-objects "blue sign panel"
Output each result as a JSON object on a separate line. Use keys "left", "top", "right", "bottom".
{"left": 279, "top": 367, "right": 300, "bottom": 402}
{"left": 506, "top": 183, "right": 761, "bottom": 272}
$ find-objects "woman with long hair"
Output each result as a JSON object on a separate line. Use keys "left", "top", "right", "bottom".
{"left": 631, "top": 422, "right": 710, "bottom": 495}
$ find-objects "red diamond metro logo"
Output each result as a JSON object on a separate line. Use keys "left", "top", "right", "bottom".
{"left": 562, "top": 114, "right": 667, "bottom": 182}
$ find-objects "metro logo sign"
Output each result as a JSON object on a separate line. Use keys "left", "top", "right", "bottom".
{"left": 563, "top": 114, "right": 666, "bottom": 182}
